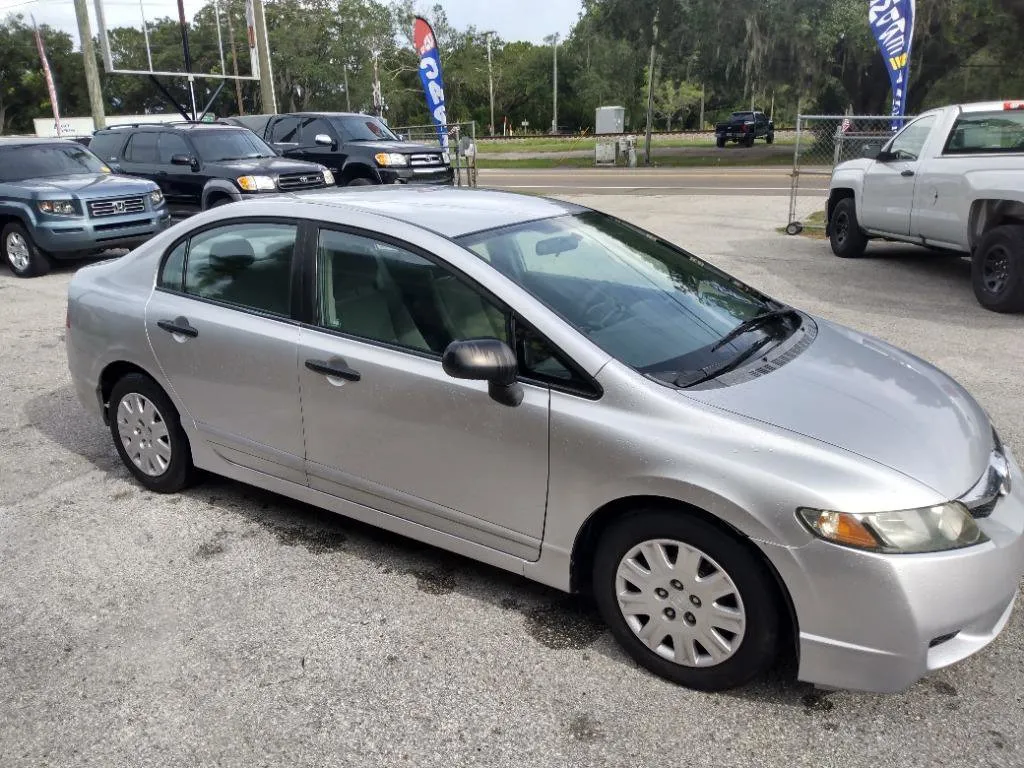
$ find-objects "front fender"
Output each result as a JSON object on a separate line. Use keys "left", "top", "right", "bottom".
{"left": 201, "top": 180, "right": 243, "bottom": 209}
{"left": 0, "top": 199, "right": 39, "bottom": 228}
{"left": 341, "top": 159, "right": 383, "bottom": 184}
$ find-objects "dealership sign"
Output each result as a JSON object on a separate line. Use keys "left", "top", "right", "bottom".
{"left": 869, "top": 0, "right": 916, "bottom": 131}
{"left": 413, "top": 16, "right": 449, "bottom": 148}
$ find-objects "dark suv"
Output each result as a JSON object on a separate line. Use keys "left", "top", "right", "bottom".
{"left": 88, "top": 123, "right": 332, "bottom": 216}
{"left": 223, "top": 112, "right": 454, "bottom": 187}
{"left": 0, "top": 138, "right": 170, "bottom": 277}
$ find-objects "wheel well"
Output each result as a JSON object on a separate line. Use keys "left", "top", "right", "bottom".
{"left": 968, "top": 199, "right": 1024, "bottom": 251}
{"left": 204, "top": 191, "right": 233, "bottom": 209}
{"left": 826, "top": 188, "right": 855, "bottom": 228}
{"left": 569, "top": 495, "right": 800, "bottom": 658}
{"left": 98, "top": 361, "right": 153, "bottom": 422}
{"left": 0, "top": 213, "right": 27, "bottom": 232}
{"left": 340, "top": 164, "right": 377, "bottom": 184}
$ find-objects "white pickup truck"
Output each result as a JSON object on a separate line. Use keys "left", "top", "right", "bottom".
{"left": 827, "top": 101, "right": 1024, "bottom": 313}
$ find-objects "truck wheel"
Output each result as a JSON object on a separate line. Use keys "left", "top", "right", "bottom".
{"left": 766, "top": 132, "right": 775, "bottom": 145}
{"left": 744, "top": 133, "right": 755, "bottom": 148}
{"left": 828, "top": 198, "right": 868, "bottom": 259}
{"left": 2, "top": 222, "right": 51, "bottom": 278}
{"left": 972, "top": 225, "right": 1024, "bottom": 313}
{"left": 716, "top": 136, "right": 726, "bottom": 149}
{"left": 346, "top": 178, "right": 375, "bottom": 187}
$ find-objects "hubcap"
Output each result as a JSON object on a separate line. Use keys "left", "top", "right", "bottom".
{"left": 116, "top": 393, "right": 172, "bottom": 477}
{"left": 615, "top": 539, "right": 746, "bottom": 667}
{"left": 982, "top": 245, "right": 1011, "bottom": 294}
{"left": 6, "top": 232, "right": 30, "bottom": 272}
{"left": 834, "top": 211, "right": 849, "bottom": 245}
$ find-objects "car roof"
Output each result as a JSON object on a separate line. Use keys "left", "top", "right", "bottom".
{"left": 0, "top": 137, "right": 81, "bottom": 148}
{"left": 96, "top": 123, "right": 245, "bottom": 133}
{"left": 291, "top": 186, "right": 585, "bottom": 239}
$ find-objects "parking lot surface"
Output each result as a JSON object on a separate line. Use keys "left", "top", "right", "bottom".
{"left": 1, "top": 193, "right": 1022, "bottom": 767}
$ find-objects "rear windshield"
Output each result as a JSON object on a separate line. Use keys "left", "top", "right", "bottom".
{"left": 944, "top": 111, "right": 1024, "bottom": 154}
{"left": 0, "top": 144, "right": 107, "bottom": 181}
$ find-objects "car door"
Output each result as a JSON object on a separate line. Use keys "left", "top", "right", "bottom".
{"left": 119, "top": 131, "right": 165, "bottom": 191}
{"left": 859, "top": 114, "right": 937, "bottom": 236}
{"left": 145, "top": 218, "right": 305, "bottom": 484}
{"left": 268, "top": 115, "right": 302, "bottom": 160}
{"left": 297, "top": 226, "right": 550, "bottom": 560}
{"left": 293, "top": 116, "right": 342, "bottom": 172}
{"left": 156, "top": 131, "right": 198, "bottom": 211}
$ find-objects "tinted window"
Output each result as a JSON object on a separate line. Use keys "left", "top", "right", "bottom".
{"left": 88, "top": 132, "right": 125, "bottom": 162}
{"left": 190, "top": 129, "right": 276, "bottom": 161}
{"left": 158, "top": 132, "right": 191, "bottom": 163}
{"left": 0, "top": 144, "right": 108, "bottom": 181}
{"left": 457, "top": 213, "right": 780, "bottom": 382}
{"left": 183, "top": 222, "right": 297, "bottom": 316}
{"left": 270, "top": 117, "right": 301, "bottom": 143}
{"left": 888, "top": 115, "right": 937, "bottom": 161}
{"left": 944, "top": 111, "right": 1024, "bottom": 154}
{"left": 317, "top": 229, "right": 507, "bottom": 355}
{"left": 301, "top": 117, "right": 334, "bottom": 144}
{"left": 334, "top": 116, "right": 401, "bottom": 142}
{"left": 125, "top": 132, "right": 159, "bottom": 163}
{"left": 159, "top": 241, "right": 186, "bottom": 290}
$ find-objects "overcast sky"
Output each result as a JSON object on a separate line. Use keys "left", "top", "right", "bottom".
{"left": 0, "top": 0, "right": 583, "bottom": 47}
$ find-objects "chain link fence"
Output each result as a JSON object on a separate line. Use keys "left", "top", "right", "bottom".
{"left": 786, "top": 115, "right": 905, "bottom": 235}
{"left": 392, "top": 121, "right": 479, "bottom": 187}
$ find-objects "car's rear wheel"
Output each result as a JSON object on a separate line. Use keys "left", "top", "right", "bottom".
{"left": 592, "top": 510, "right": 781, "bottom": 691}
{"left": 828, "top": 197, "right": 868, "bottom": 258}
{"left": 766, "top": 132, "right": 775, "bottom": 145}
{"left": 744, "top": 133, "right": 755, "bottom": 148}
{"left": 108, "top": 373, "right": 198, "bottom": 493}
{"left": 2, "top": 222, "right": 51, "bottom": 277}
{"left": 716, "top": 136, "right": 726, "bottom": 148}
{"left": 972, "top": 224, "right": 1024, "bottom": 313}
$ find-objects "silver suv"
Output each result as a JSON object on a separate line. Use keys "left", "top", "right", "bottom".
{"left": 66, "top": 187, "right": 1024, "bottom": 694}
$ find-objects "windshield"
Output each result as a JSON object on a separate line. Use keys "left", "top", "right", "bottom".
{"left": 457, "top": 212, "right": 787, "bottom": 382}
{"left": 190, "top": 129, "right": 276, "bottom": 161}
{"left": 334, "top": 116, "right": 401, "bottom": 142}
{"left": 0, "top": 144, "right": 107, "bottom": 181}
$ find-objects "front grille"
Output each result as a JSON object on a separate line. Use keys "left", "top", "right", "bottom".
{"left": 410, "top": 153, "right": 443, "bottom": 167}
{"left": 94, "top": 218, "right": 149, "bottom": 232}
{"left": 278, "top": 172, "right": 325, "bottom": 191}
{"left": 88, "top": 196, "right": 146, "bottom": 218}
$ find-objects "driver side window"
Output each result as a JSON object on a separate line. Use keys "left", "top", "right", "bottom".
{"left": 888, "top": 115, "right": 937, "bottom": 161}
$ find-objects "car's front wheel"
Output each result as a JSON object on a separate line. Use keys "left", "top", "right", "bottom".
{"left": 108, "top": 373, "right": 198, "bottom": 493}
{"left": 828, "top": 197, "right": 868, "bottom": 258}
{"left": 972, "top": 224, "right": 1024, "bottom": 313}
{"left": 592, "top": 510, "right": 782, "bottom": 691}
{"left": 2, "top": 222, "right": 51, "bottom": 277}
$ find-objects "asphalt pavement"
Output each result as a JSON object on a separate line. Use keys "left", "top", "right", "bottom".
{"left": 0, "top": 190, "right": 1022, "bottom": 767}
{"left": 478, "top": 167, "right": 830, "bottom": 196}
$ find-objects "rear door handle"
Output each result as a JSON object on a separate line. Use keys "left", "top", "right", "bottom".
{"left": 901, "top": 169, "right": 916, "bottom": 177}
{"left": 157, "top": 317, "right": 199, "bottom": 338}
{"left": 305, "top": 359, "right": 361, "bottom": 382}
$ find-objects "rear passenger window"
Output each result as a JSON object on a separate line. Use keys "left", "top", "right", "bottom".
{"left": 182, "top": 222, "right": 297, "bottom": 316}
{"left": 316, "top": 229, "right": 508, "bottom": 355}
{"left": 159, "top": 241, "right": 186, "bottom": 291}
{"left": 88, "top": 132, "right": 125, "bottom": 162}
{"left": 124, "top": 132, "right": 159, "bottom": 163}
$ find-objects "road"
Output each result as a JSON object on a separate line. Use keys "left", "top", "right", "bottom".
{"left": 477, "top": 167, "right": 831, "bottom": 196}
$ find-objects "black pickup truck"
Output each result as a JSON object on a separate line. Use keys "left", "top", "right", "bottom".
{"left": 223, "top": 112, "right": 454, "bottom": 187}
{"left": 715, "top": 111, "right": 775, "bottom": 147}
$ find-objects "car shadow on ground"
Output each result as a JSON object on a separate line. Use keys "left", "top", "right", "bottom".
{"left": 26, "top": 383, "right": 824, "bottom": 708}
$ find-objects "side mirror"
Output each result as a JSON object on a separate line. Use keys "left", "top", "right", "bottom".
{"left": 314, "top": 133, "right": 334, "bottom": 147}
{"left": 442, "top": 338, "right": 523, "bottom": 407}
{"left": 171, "top": 154, "right": 198, "bottom": 170}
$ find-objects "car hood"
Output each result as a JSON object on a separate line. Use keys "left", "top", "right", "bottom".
{"left": 352, "top": 140, "right": 443, "bottom": 155}
{"left": 16, "top": 173, "right": 157, "bottom": 196}
{"left": 213, "top": 157, "right": 325, "bottom": 174}
{"left": 683, "top": 320, "right": 992, "bottom": 500}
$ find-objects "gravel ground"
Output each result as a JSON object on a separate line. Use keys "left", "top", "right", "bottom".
{"left": 1, "top": 194, "right": 1022, "bottom": 768}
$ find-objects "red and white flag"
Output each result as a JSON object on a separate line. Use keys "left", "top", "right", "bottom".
{"left": 31, "top": 15, "right": 62, "bottom": 137}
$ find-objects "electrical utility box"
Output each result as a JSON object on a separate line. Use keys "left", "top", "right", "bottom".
{"left": 595, "top": 106, "right": 625, "bottom": 135}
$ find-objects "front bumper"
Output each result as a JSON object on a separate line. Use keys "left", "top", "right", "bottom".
{"left": 35, "top": 209, "right": 172, "bottom": 256}
{"left": 762, "top": 448, "right": 1024, "bottom": 693}
{"left": 717, "top": 131, "right": 753, "bottom": 142}
{"left": 379, "top": 167, "right": 455, "bottom": 186}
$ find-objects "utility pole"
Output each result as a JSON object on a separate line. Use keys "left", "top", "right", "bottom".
{"left": 225, "top": 2, "right": 244, "bottom": 114}
{"left": 343, "top": 62, "right": 351, "bottom": 112}
{"left": 371, "top": 51, "right": 383, "bottom": 118}
{"left": 550, "top": 32, "right": 559, "bottom": 134}
{"left": 699, "top": 83, "right": 705, "bottom": 130}
{"left": 250, "top": 0, "right": 277, "bottom": 114}
{"left": 644, "top": 9, "right": 659, "bottom": 164}
{"left": 485, "top": 32, "right": 495, "bottom": 136}
{"left": 73, "top": 0, "right": 106, "bottom": 130}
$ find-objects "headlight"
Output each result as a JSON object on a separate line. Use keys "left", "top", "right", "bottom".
{"left": 374, "top": 152, "right": 408, "bottom": 167}
{"left": 38, "top": 200, "right": 78, "bottom": 216}
{"left": 441, "top": 151, "right": 451, "bottom": 165}
{"left": 798, "top": 502, "right": 987, "bottom": 554}
{"left": 322, "top": 169, "right": 335, "bottom": 185}
{"left": 236, "top": 175, "right": 276, "bottom": 191}
{"left": 149, "top": 190, "right": 164, "bottom": 206}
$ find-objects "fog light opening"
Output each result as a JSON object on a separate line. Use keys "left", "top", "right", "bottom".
{"left": 928, "top": 631, "right": 959, "bottom": 648}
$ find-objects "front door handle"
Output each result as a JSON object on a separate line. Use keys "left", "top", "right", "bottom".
{"left": 901, "top": 169, "right": 916, "bottom": 177}
{"left": 157, "top": 317, "right": 199, "bottom": 338}
{"left": 305, "top": 359, "right": 361, "bottom": 382}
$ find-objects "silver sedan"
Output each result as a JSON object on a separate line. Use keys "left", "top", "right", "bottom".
{"left": 66, "top": 187, "right": 1024, "bottom": 693}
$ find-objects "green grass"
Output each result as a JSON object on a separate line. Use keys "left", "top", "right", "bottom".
{"left": 476, "top": 135, "right": 797, "bottom": 154}
{"left": 776, "top": 210, "right": 828, "bottom": 239}
{"left": 476, "top": 152, "right": 795, "bottom": 169}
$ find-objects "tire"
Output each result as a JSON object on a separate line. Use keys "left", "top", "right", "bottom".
{"left": 592, "top": 510, "right": 781, "bottom": 692}
{"left": 828, "top": 197, "right": 868, "bottom": 258}
{"left": 207, "top": 196, "right": 234, "bottom": 209}
{"left": 346, "top": 177, "right": 375, "bottom": 187}
{"left": 2, "top": 222, "right": 52, "bottom": 277}
{"left": 972, "top": 225, "right": 1024, "bottom": 313}
{"left": 108, "top": 373, "right": 198, "bottom": 493}
{"left": 766, "top": 132, "right": 775, "bottom": 145}
{"left": 744, "top": 133, "right": 755, "bottom": 148}
{"left": 716, "top": 136, "right": 726, "bottom": 149}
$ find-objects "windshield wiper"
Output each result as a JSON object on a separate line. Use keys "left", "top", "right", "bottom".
{"left": 710, "top": 307, "right": 799, "bottom": 353}
{"left": 674, "top": 335, "right": 777, "bottom": 388}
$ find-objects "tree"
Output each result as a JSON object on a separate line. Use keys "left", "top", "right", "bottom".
{"left": 652, "top": 79, "right": 702, "bottom": 130}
